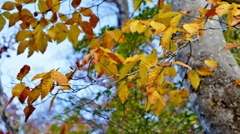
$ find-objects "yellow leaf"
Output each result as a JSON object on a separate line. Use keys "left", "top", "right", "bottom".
{"left": 145, "top": 98, "right": 151, "bottom": 111}
{"left": 233, "top": 78, "right": 240, "bottom": 86}
{"left": 106, "top": 30, "right": 126, "bottom": 43}
{"left": 139, "top": 57, "right": 148, "bottom": 86}
{"left": 72, "top": 11, "right": 82, "bottom": 23}
{"left": 41, "top": 73, "right": 54, "bottom": 99}
{"left": 17, "top": 65, "right": 30, "bottom": 81}
{"left": 152, "top": 100, "right": 164, "bottom": 116}
{"left": 197, "top": 67, "right": 213, "bottom": 76}
{"left": 216, "top": 3, "right": 231, "bottom": 16}
{"left": 31, "top": 73, "right": 47, "bottom": 81}
{"left": 51, "top": 70, "right": 68, "bottom": 85}
{"left": 130, "top": 20, "right": 147, "bottom": 33}
{"left": 124, "top": 54, "right": 143, "bottom": 64}
{"left": 101, "top": 33, "right": 114, "bottom": 49}
{"left": 17, "top": 41, "right": 28, "bottom": 55}
{"left": 148, "top": 66, "right": 161, "bottom": 88}
{"left": 157, "top": 84, "right": 169, "bottom": 95}
{"left": 89, "top": 39, "right": 100, "bottom": 50}
{"left": 49, "top": 89, "right": 59, "bottom": 112}
{"left": 9, "top": 12, "right": 19, "bottom": 27}
{"left": 59, "top": 13, "right": 68, "bottom": 21}
{"left": 148, "top": 88, "right": 161, "bottom": 104}
{"left": 24, "top": 105, "right": 35, "bottom": 122}
{"left": 122, "top": 19, "right": 136, "bottom": 33}
{"left": 48, "top": 26, "right": 56, "bottom": 39}
{"left": 0, "top": 15, "right": 6, "bottom": 31}
{"left": 80, "top": 7, "right": 93, "bottom": 16}
{"left": 170, "top": 13, "right": 182, "bottom": 26}
{"left": 168, "top": 90, "right": 182, "bottom": 106}
{"left": 150, "top": 21, "right": 166, "bottom": 30}
{"left": 72, "top": 0, "right": 81, "bottom": 8}
{"left": 68, "top": 24, "right": 81, "bottom": 47}
{"left": 38, "top": 0, "right": 48, "bottom": 13}
{"left": 204, "top": 59, "right": 217, "bottom": 70}
{"left": 12, "top": 82, "right": 25, "bottom": 98}
{"left": 1, "top": 1, "right": 16, "bottom": 10}
{"left": 52, "top": 0, "right": 60, "bottom": 13}
{"left": 161, "top": 26, "right": 175, "bottom": 49}
{"left": 174, "top": 61, "right": 192, "bottom": 70}
{"left": 183, "top": 23, "right": 199, "bottom": 35}
{"left": 189, "top": 70, "right": 200, "bottom": 90}
{"left": 158, "top": 71, "right": 164, "bottom": 85}
{"left": 28, "top": 85, "right": 41, "bottom": 105}
{"left": 119, "top": 61, "right": 137, "bottom": 80}
{"left": 146, "top": 49, "right": 158, "bottom": 68}
{"left": 117, "top": 81, "right": 128, "bottom": 104}
{"left": 133, "top": 0, "right": 141, "bottom": 11}
{"left": 164, "top": 67, "right": 177, "bottom": 77}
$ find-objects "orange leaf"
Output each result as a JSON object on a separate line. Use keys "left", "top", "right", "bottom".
{"left": 71, "top": 0, "right": 81, "bottom": 8}
{"left": 204, "top": 59, "right": 217, "bottom": 70}
{"left": 233, "top": 78, "right": 240, "bottom": 86}
{"left": 90, "top": 14, "right": 99, "bottom": 28}
{"left": 104, "top": 52, "right": 122, "bottom": 64}
{"left": 19, "top": 86, "right": 30, "bottom": 104}
{"left": 31, "top": 72, "right": 47, "bottom": 81}
{"left": 1, "top": 1, "right": 16, "bottom": 10}
{"left": 101, "top": 33, "right": 114, "bottom": 49}
{"left": 27, "top": 85, "right": 41, "bottom": 105}
{"left": 197, "top": 67, "right": 213, "bottom": 76}
{"left": 51, "top": 70, "right": 68, "bottom": 85}
{"left": 178, "top": 89, "right": 189, "bottom": 98}
{"left": 106, "top": 30, "right": 126, "bottom": 43}
{"left": 24, "top": 105, "right": 35, "bottom": 122}
{"left": 174, "top": 61, "right": 192, "bottom": 70}
{"left": 168, "top": 90, "right": 182, "bottom": 106}
{"left": 12, "top": 82, "right": 25, "bottom": 98}
{"left": 17, "top": 65, "right": 30, "bottom": 81}
{"left": 223, "top": 43, "right": 240, "bottom": 50}
{"left": 80, "top": 21, "right": 93, "bottom": 35}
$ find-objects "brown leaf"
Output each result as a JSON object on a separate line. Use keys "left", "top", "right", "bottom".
{"left": 90, "top": 14, "right": 99, "bottom": 28}
{"left": 19, "top": 86, "right": 30, "bottom": 104}
{"left": 80, "top": 21, "right": 93, "bottom": 35}
{"left": 72, "top": 0, "right": 81, "bottom": 8}
{"left": 17, "top": 65, "right": 30, "bottom": 81}
{"left": 222, "top": 42, "right": 240, "bottom": 50}
{"left": 24, "top": 105, "right": 35, "bottom": 122}
{"left": 0, "top": 15, "right": 6, "bottom": 31}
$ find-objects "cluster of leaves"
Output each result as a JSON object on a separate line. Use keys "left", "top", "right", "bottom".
{"left": 1, "top": 0, "right": 240, "bottom": 132}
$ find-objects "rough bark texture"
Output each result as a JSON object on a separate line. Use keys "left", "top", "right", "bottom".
{"left": 0, "top": 79, "right": 19, "bottom": 133}
{"left": 105, "top": 0, "right": 128, "bottom": 27}
{"left": 171, "top": 0, "right": 240, "bottom": 133}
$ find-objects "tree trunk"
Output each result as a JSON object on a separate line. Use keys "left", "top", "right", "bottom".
{"left": 0, "top": 78, "right": 19, "bottom": 133}
{"left": 171, "top": 0, "right": 240, "bottom": 133}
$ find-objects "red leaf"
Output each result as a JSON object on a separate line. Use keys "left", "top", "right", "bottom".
{"left": 24, "top": 105, "right": 35, "bottom": 122}
{"left": 17, "top": 65, "right": 30, "bottom": 81}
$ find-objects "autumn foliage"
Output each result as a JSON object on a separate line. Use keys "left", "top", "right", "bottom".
{"left": 0, "top": 0, "right": 240, "bottom": 132}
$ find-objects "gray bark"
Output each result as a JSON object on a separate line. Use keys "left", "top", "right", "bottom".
{"left": 172, "top": 0, "right": 240, "bottom": 133}
{"left": 0, "top": 77, "right": 19, "bottom": 133}
{"left": 105, "top": 0, "right": 129, "bottom": 27}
